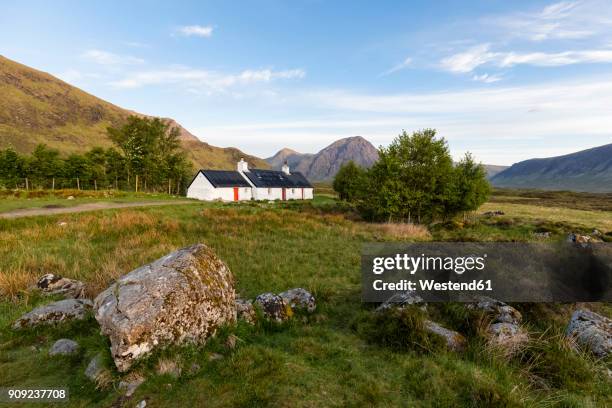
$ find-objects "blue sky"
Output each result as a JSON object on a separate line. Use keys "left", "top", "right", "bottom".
{"left": 2, "top": 0, "right": 612, "bottom": 165}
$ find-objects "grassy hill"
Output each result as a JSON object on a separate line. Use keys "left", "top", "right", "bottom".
{"left": 0, "top": 55, "right": 268, "bottom": 170}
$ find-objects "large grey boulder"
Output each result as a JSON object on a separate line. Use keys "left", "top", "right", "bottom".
{"left": 36, "top": 273, "right": 85, "bottom": 299}
{"left": 279, "top": 288, "right": 316, "bottom": 313}
{"left": 566, "top": 309, "right": 611, "bottom": 358}
{"left": 94, "top": 244, "right": 236, "bottom": 372}
{"left": 49, "top": 339, "right": 80, "bottom": 356}
{"left": 13, "top": 299, "right": 93, "bottom": 329}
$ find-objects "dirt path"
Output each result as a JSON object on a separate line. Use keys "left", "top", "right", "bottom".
{"left": 0, "top": 200, "right": 195, "bottom": 219}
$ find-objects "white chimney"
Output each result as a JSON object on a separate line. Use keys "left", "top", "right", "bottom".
{"left": 281, "top": 161, "right": 290, "bottom": 175}
{"left": 237, "top": 158, "right": 249, "bottom": 172}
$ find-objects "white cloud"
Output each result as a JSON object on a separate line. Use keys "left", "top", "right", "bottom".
{"left": 191, "top": 75, "right": 612, "bottom": 163}
{"left": 493, "top": 1, "right": 612, "bottom": 42}
{"left": 82, "top": 49, "right": 144, "bottom": 65}
{"left": 471, "top": 73, "right": 503, "bottom": 83}
{"left": 177, "top": 25, "right": 213, "bottom": 37}
{"left": 380, "top": 57, "right": 412, "bottom": 76}
{"left": 441, "top": 44, "right": 612, "bottom": 73}
{"left": 440, "top": 44, "right": 496, "bottom": 73}
{"left": 111, "top": 66, "right": 305, "bottom": 92}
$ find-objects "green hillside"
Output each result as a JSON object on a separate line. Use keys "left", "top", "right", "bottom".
{"left": 0, "top": 55, "right": 268, "bottom": 170}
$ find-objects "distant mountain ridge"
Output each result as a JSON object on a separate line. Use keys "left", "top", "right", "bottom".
{"left": 266, "top": 136, "right": 379, "bottom": 181}
{"left": 491, "top": 143, "right": 612, "bottom": 192}
{"left": 0, "top": 55, "right": 268, "bottom": 170}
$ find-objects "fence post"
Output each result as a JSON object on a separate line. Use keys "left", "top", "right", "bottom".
{"left": 94, "top": 180, "right": 97, "bottom": 191}
{"left": 77, "top": 177, "right": 80, "bottom": 190}
{"left": 135, "top": 175, "right": 139, "bottom": 192}
{"left": 25, "top": 177, "right": 29, "bottom": 191}
{"left": 52, "top": 177, "right": 55, "bottom": 190}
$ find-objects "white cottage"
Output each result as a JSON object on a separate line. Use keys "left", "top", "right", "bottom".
{"left": 186, "top": 159, "right": 314, "bottom": 202}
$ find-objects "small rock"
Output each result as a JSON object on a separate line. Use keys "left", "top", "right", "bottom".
{"left": 566, "top": 309, "right": 611, "bottom": 358}
{"left": 567, "top": 233, "right": 592, "bottom": 243}
{"left": 118, "top": 374, "right": 145, "bottom": 397}
{"left": 467, "top": 296, "right": 527, "bottom": 353}
{"left": 279, "top": 288, "right": 316, "bottom": 313}
{"left": 136, "top": 400, "right": 147, "bottom": 408}
{"left": 67, "top": 196, "right": 75, "bottom": 200}
{"left": 254, "top": 293, "right": 292, "bottom": 322}
{"left": 376, "top": 291, "right": 425, "bottom": 312}
{"left": 208, "top": 353, "right": 224, "bottom": 361}
{"left": 424, "top": 320, "right": 466, "bottom": 352}
{"left": 533, "top": 232, "right": 551, "bottom": 239}
{"left": 57, "top": 221, "right": 68, "bottom": 227}
{"left": 483, "top": 210, "right": 504, "bottom": 216}
{"left": 13, "top": 299, "right": 93, "bottom": 329}
{"left": 85, "top": 354, "right": 105, "bottom": 382}
{"left": 236, "top": 298, "right": 256, "bottom": 324}
{"left": 36, "top": 273, "right": 85, "bottom": 299}
{"left": 49, "top": 339, "right": 79, "bottom": 356}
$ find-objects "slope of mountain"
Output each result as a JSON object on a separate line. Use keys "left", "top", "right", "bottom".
{"left": 266, "top": 136, "right": 379, "bottom": 181}
{"left": 491, "top": 144, "right": 612, "bottom": 192}
{"left": 484, "top": 164, "right": 509, "bottom": 179}
{"left": 0, "top": 55, "right": 268, "bottom": 170}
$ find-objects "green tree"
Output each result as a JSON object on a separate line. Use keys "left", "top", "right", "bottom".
{"left": 27, "top": 144, "right": 62, "bottom": 188}
{"left": 63, "top": 154, "right": 91, "bottom": 189}
{"left": 85, "top": 147, "right": 108, "bottom": 189}
{"left": 0, "top": 148, "right": 26, "bottom": 187}
{"left": 361, "top": 129, "right": 455, "bottom": 223}
{"left": 333, "top": 161, "right": 367, "bottom": 201}
{"left": 446, "top": 153, "right": 491, "bottom": 218}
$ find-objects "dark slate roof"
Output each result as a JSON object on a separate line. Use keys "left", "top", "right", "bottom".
{"left": 199, "top": 170, "right": 251, "bottom": 188}
{"left": 242, "top": 169, "right": 313, "bottom": 188}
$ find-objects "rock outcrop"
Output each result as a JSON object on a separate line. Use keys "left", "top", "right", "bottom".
{"left": 13, "top": 299, "right": 93, "bottom": 329}
{"left": 566, "top": 309, "right": 611, "bottom": 358}
{"left": 236, "top": 298, "right": 256, "bottom": 324}
{"left": 94, "top": 244, "right": 236, "bottom": 372}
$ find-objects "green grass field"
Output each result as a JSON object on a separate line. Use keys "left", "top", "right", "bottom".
{"left": 0, "top": 190, "right": 610, "bottom": 407}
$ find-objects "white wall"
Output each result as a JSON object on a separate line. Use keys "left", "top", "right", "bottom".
{"left": 187, "top": 172, "right": 252, "bottom": 201}
{"left": 251, "top": 186, "right": 313, "bottom": 200}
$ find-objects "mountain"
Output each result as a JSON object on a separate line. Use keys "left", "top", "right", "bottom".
{"left": 266, "top": 136, "right": 379, "bottom": 181}
{"left": 491, "top": 143, "right": 612, "bottom": 192}
{"left": 0, "top": 55, "right": 268, "bottom": 170}
{"left": 484, "top": 164, "right": 509, "bottom": 179}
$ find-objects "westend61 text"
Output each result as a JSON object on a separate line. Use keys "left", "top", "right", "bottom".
{"left": 373, "top": 279, "right": 493, "bottom": 292}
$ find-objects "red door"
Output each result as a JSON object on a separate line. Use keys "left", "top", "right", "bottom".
{"left": 282, "top": 188, "right": 286, "bottom": 200}
{"left": 233, "top": 187, "right": 239, "bottom": 201}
